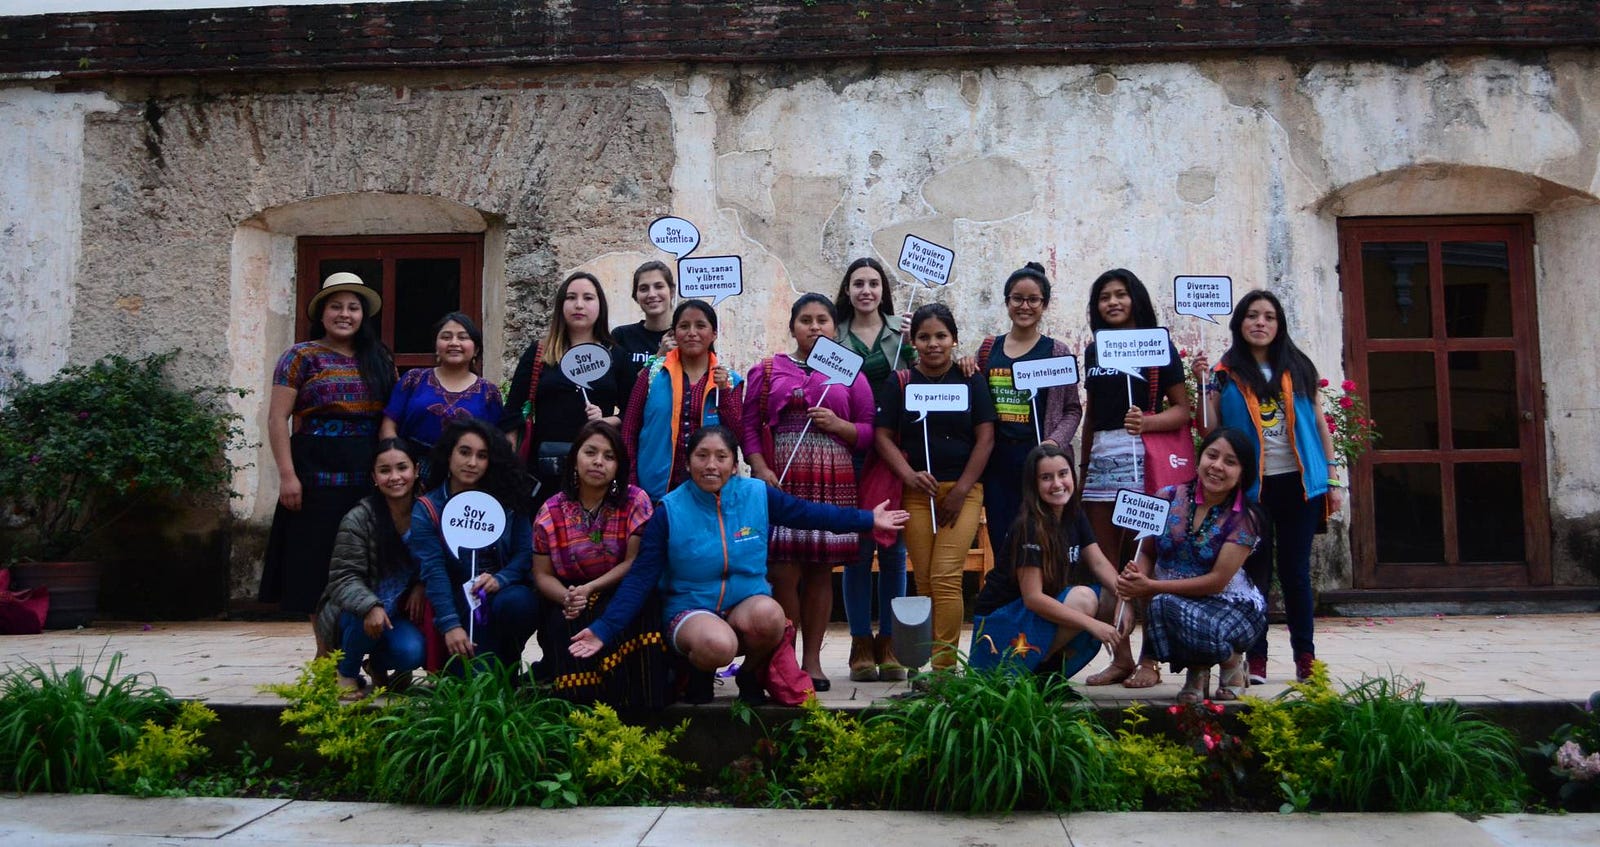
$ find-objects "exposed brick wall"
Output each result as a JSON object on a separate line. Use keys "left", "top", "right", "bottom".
{"left": 2, "top": 1, "right": 1597, "bottom": 79}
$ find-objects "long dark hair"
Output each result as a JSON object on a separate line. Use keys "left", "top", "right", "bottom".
{"left": 909, "top": 302, "right": 958, "bottom": 342}
{"left": 431, "top": 311, "right": 485, "bottom": 375}
{"left": 833, "top": 257, "right": 897, "bottom": 322}
{"left": 1218, "top": 289, "right": 1318, "bottom": 402}
{"left": 426, "top": 418, "right": 535, "bottom": 517}
{"left": 309, "top": 294, "right": 395, "bottom": 401}
{"left": 1198, "top": 427, "right": 1265, "bottom": 531}
{"left": 563, "top": 420, "right": 631, "bottom": 508}
{"left": 1086, "top": 268, "right": 1159, "bottom": 332}
{"left": 365, "top": 437, "right": 419, "bottom": 579}
{"left": 1003, "top": 443, "right": 1081, "bottom": 597}
{"left": 542, "top": 271, "right": 614, "bottom": 366}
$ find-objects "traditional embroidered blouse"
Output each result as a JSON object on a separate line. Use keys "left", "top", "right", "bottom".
{"left": 1152, "top": 483, "right": 1263, "bottom": 609}
{"left": 533, "top": 485, "right": 654, "bottom": 584}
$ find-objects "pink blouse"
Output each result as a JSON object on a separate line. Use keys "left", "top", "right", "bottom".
{"left": 739, "top": 353, "right": 876, "bottom": 462}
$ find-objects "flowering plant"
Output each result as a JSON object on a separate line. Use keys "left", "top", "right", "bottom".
{"left": 0, "top": 352, "right": 247, "bottom": 561}
{"left": 1318, "top": 378, "right": 1379, "bottom": 466}
{"left": 1535, "top": 691, "right": 1600, "bottom": 810}
{"left": 1168, "top": 699, "right": 1252, "bottom": 804}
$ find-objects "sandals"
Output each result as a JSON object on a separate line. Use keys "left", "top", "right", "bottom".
{"left": 336, "top": 675, "right": 368, "bottom": 701}
{"left": 1214, "top": 654, "right": 1247, "bottom": 701}
{"left": 1177, "top": 667, "right": 1210, "bottom": 705}
{"left": 1123, "top": 660, "right": 1163, "bottom": 689}
{"left": 1084, "top": 662, "right": 1135, "bottom": 686}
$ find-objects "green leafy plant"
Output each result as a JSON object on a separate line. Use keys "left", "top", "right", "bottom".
{"left": 181, "top": 743, "right": 299, "bottom": 798}
{"left": 570, "top": 703, "right": 695, "bottom": 804}
{"left": 0, "top": 351, "right": 248, "bottom": 560}
{"left": 109, "top": 701, "right": 218, "bottom": 796}
{"left": 0, "top": 652, "right": 175, "bottom": 792}
{"left": 262, "top": 654, "right": 387, "bottom": 791}
{"left": 372, "top": 664, "right": 577, "bottom": 806}
{"left": 1319, "top": 378, "right": 1379, "bottom": 466}
{"left": 881, "top": 664, "right": 1120, "bottom": 812}
{"left": 1529, "top": 692, "right": 1600, "bottom": 811}
{"left": 791, "top": 699, "right": 914, "bottom": 808}
{"left": 1240, "top": 661, "right": 1341, "bottom": 811}
{"left": 1105, "top": 707, "right": 1206, "bottom": 811}
{"left": 720, "top": 698, "right": 809, "bottom": 808}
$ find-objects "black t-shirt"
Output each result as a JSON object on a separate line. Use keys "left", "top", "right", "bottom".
{"left": 983, "top": 334, "right": 1055, "bottom": 444}
{"left": 611, "top": 321, "right": 669, "bottom": 375}
{"left": 1082, "top": 340, "right": 1184, "bottom": 433}
{"left": 973, "top": 509, "right": 1096, "bottom": 616}
{"left": 874, "top": 368, "right": 998, "bottom": 481}
{"left": 498, "top": 343, "right": 636, "bottom": 444}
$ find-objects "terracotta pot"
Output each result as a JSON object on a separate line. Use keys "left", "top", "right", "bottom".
{"left": 8, "top": 561, "right": 104, "bottom": 629}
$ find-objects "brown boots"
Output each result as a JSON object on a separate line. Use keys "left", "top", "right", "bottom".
{"left": 849, "top": 636, "right": 878, "bottom": 681}
{"left": 875, "top": 634, "right": 907, "bottom": 682}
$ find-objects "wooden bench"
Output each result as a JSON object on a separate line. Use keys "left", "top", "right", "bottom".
{"left": 830, "top": 509, "right": 996, "bottom": 582}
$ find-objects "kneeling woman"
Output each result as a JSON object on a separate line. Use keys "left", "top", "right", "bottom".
{"left": 532, "top": 420, "right": 666, "bottom": 708}
{"left": 570, "top": 426, "right": 909, "bottom": 700}
{"left": 1115, "top": 428, "right": 1265, "bottom": 703}
{"left": 409, "top": 419, "right": 539, "bottom": 671}
{"left": 969, "top": 443, "right": 1122, "bottom": 677}
{"left": 314, "top": 437, "right": 427, "bottom": 697}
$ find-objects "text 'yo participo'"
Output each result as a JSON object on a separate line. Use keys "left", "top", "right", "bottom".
{"left": 905, "top": 383, "right": 969, "bottom": 422}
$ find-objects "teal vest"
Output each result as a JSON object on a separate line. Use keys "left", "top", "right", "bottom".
{"left": 658, "top": 475, "right": 771, "bottom": 620}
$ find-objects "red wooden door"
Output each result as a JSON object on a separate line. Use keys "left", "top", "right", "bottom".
{"left": 1338, "top": 216, "right": 1549, "bottom": 589}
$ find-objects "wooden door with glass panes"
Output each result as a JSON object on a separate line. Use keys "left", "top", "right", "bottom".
{"left": 1337, "top": 216, "right": 1548, "bottom": 589}
{"left": 296, "top": 235, "right": 484, "bottom": 373}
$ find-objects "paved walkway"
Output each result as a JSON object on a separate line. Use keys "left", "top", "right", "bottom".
{"left": 2, "top": 613, "right": 1596, "bottom": 707}
{"left": 0, "top": 795, "right": 1595, "bottom": 846}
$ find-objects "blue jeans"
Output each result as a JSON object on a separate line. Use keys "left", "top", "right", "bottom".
{"left": 1245, "top": 472, "right": 1323, "bottom": 659}
{"left": 336, "top": 611, "right": 425, "bottom": 678}
{"left": 844, "top": 535, "right": 907, "bottom": 638}
{"left": 443, "top": 582, "right": 540, "bottom": 674}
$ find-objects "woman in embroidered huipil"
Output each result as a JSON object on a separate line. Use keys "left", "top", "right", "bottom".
{"left": 380, "top": 312, "right": 502, "bottom": 478}
{"left": 1116, "top": 428, "right": 1265, "bottom": 704}
{"left": 531, "top": 421, "right": 664, "bottom": 709}
{"left": 261, "top": 273, "right": 396, "bottom": 649}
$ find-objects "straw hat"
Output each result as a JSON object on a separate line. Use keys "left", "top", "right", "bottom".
{"left": 306, "top": 272, "right": 382, "bottom": 319}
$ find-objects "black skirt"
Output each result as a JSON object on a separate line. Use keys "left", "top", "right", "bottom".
{"left": 259, "top": 428, "right": 375, "bottom": 615}
{"left": 536, "top": 589, "right": 668, "bottom": 711}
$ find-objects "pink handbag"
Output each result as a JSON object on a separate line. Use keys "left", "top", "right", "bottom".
{"left": 1141, "top": 367, "right": 1198, "bottom": 493}
{"left": 761, "top": 621, "right": 815, "bottom": 705}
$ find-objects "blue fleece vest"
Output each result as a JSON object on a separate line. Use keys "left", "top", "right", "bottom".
{"left": 1216, "top": 374, "right": 1330, "bottom": 502}
{"left": 636, "top": 356, "right": 743, "bottom": 501}
{"left": 658, "top": 475, "right": 771, "bottom": 620}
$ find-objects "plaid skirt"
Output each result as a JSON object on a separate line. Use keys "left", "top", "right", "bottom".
{"left": 769, "top": 428, "right": 860, "bottom": 564}
{"left": 1144, "top": 593, "right": 1266, "bottom": 672}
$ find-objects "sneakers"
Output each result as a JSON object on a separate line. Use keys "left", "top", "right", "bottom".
{"left": 1247, "top": 653, "right": 1268, "bottom": 686}
{"left": 1294, "top": 652, "right": 1316, "bottom": 682}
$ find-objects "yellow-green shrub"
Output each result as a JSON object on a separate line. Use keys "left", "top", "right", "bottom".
{"left": 570, "top": 704, "right": 695, "bottom": 804}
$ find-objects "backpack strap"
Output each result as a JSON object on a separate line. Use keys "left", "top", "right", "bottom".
{"left": 976, "top": 335, "right": 997, "bottom": 373}
{"left": 418, "top": 495, "right": 442, "bottom": 527}
{"left": 1146, "top": 365, "right": 1162, "bottom": 414}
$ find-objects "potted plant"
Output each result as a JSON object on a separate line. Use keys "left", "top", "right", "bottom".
{"left": 0, "top": 352, "right": 246, "bottom": 627}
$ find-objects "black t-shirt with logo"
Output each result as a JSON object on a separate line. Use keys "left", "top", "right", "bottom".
{"left": 874, "top": 367, "right": 998, "bottom": 481}
{"left": 1082, "top": 340, "right": 1184, "bottom": 433}
{"left": 611, "top": 322, "right": 670, "bottom": 375}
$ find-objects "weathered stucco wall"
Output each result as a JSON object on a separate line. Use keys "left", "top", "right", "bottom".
{"left": 6, "top": 49, "right": 1599, "bottom": 598}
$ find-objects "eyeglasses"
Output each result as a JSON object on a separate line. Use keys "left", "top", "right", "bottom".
{"left": 1007, "top": 295, "right": 1044, "bottom": 307}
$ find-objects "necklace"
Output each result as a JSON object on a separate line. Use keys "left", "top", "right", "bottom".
{"left": 578, "top": 497, "right": 606, "bottom": 544}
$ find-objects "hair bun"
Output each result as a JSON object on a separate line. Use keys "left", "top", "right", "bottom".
{"left": 1024, "top": 261, "right": 1045, "bottom": 273}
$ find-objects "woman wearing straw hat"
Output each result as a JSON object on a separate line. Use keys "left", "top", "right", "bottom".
{"left": 260, "top": 273, "right": 396, "bottom": 653}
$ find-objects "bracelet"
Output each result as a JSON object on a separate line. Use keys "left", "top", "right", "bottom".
{"left": 1327, "top": 479, "right": 1345, "bottom": 488}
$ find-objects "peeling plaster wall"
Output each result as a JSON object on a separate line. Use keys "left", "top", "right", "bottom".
{"left": 7, "top": 50, "right": 1600, "bottom": 598}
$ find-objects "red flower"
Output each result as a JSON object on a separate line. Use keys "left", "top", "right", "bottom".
{"left": 1327, "top": 421, "right": 1337, "bottom": 434}
{"left": 1339, "top": 396, "right": 1355, "bottom": 409}
{"left": 1341, "top": 379, "right": 1357, "bottom": 392}
{"left": 1318, "top": 378, "right": 1330, "bottom": 388}
{"left": 1208, "top": 702, "right": 1224, "bottom": 714}
{"left": 1167, "top": 705, "right": 1182, "bottom": 715}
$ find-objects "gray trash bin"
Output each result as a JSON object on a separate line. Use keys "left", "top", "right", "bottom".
{"left": 889, "top": 595, "right": 934, "bottom": 671}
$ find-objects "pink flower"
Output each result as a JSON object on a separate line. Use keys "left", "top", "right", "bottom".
{"left": 1555, "top": 740, "right": 1600, "bottom": 780}
{"left": 1339, "top": 396, "right": 1355, "bottom": 409}
{"left": 1208, "top": 702, "right": 1224, "bottom": 714}
{"left": 1327, "top": 421, "right": 1337, "bottom": 434}
{"left": 1202, "top": 733, "right": 1218, "bottom": 751}
{"left": 28, "top": 454, "right": 41, "bottom": 464}
{"left": 1167, "top": 705, "right": 1182, "bottom": 715}
{"left": 1318, "top": 378, "right": 1330, "bottom": 387}
{"left": 77, "top": 411, "right": 90, "bottom": 421}
{"left": 1342, "top": 379, "right": 1357, "bottom": 392}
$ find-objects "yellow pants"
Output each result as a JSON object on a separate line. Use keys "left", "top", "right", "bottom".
{"left": 902, "top": 481, "right": 984, "bottom": 671}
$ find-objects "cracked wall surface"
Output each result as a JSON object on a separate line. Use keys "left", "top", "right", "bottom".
{"left": 5, "top": 50, "right": 1600, "bottom": 596}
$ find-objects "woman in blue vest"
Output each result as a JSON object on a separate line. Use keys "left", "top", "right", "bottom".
{"left": 569, "top": 426, "right": 910, "bottom": 703}
{"left": 1192, "top": 290, "right": 1343, "bottom": 683}
{"left": 622, "top": 299, "right": 742, "bottom": 502}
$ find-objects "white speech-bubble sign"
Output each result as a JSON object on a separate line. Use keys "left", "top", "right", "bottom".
{"left": 805, "top": 336, "right": 865, "bottom": 388}
{"left": 897, "top": 234, "right": 955, "bottom": 287}
{"left": 559, "top": 342, "right": 612, "bottom": 391}
{"left": 1011, "top": 355, "right": 1079, "bottom": 400}
{"left": 648, "top": 215, "right": 701, "bottom": 259}
{"left": 440, "top": 489, "right": 507, "bottom": 554}
{"left": 905, "top": 383, "right": 969, "bottom": 423}
{"left": 1174, "top": 275, "right": 1234, "bottom": 325}
{"left": 1095, "top": 328, "right": 1173, "bottom": 377}
{"left": 1111, "top": 488, "right": 1171, "bottom": 541}
{"left": 677, "top": 255, "right": 743, "bottom": 306}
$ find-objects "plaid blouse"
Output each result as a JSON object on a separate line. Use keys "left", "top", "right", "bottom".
{"left": 533, "top": 485, "right": 654, "bottom": 584}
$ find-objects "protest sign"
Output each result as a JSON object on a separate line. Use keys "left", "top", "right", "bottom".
{"left": 1174, "top": 275, "right": 1233, "bottom": 324}
{"left": 559, "top": 342, "right": 612, "bottom": 406}
{"left": 677, "top": 255, "right": 743, "bottom": 306}
{"left": 776, "top": 337, "right": 867, "bottom": 485}
{"left": 897, "top": 234, "right": 955, "bottom": 287}
{"left": 649, "top": 216, "right": 701, "bottom": 259}
{"left": 1011, "top": 354, "right": 1080, "bottom": 443}
{"left": 1112, "top": 488, "right": 1170, "bottom": 541}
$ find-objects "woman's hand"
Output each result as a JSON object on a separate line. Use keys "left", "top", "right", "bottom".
{"left": 956, "top": 355, "right": 979, "bottom": 378}
{"left": 806, "top": 406, "right": 849, "bottom": 439}
{"left": 403, "top": 584, "right": 427, "bottom": 622}
{"left": 712, "top": 365, "right": 732, "bottom": 391}
{"left": 563, "top": 583, "right": 592, "bottom": 620}
{"left": 362, "top": 606, "right": 392, "bottom": 639}
{"left": 892, "top": 312, "right": 910, "bottom": 336}
{"left": 472, "top": 572, "right": 501, "bottom": 595}
{"left": 904, "top": 469, "right": 940, "bottom": 499}
{"left": 444, "top": 626, "right": 475, "bottom": 657}
{"left": 1116, "top": 561, "right": 1156, "bottom": 601}
{"left": 751, "top": 465, "right": 780, "bottom": 486}
{"left": 658, "top": 335, "right": 677, "bottom": 356}
{"left": 1191, "top": 353, "right": 1210, "bottom": 385}
{"left": 1327, "top": 486, "right": 1346, "bottom": 513}
{"left": 569, "top": 628, "right": 605, "bottom": 659}
{"left": 1122, "top": 406, "right": 1145, "bottom": 436}
{"left": 584, "top": 402, "right": 604, "bottom": 422}
{"left": 868, "top": 500, "right": 911, "bottom": 535}
{"left": 278, "top": 474, "right": 303, "bottom": 511}
{"left": 1087, "top": 619, "right": 1122, "bottom": 648}
{"left": 937, "top": 485, "right": 966, "bottom": 527}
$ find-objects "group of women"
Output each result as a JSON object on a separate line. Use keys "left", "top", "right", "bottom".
{"left": 263, "top": 255, "right": 1344, "bottom": 706}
